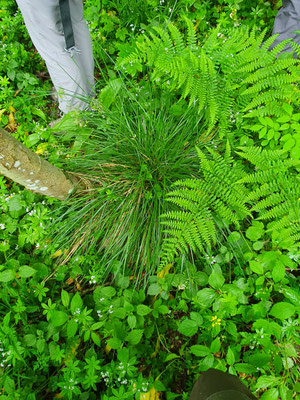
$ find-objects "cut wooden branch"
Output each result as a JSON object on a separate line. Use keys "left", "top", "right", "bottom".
{"left": 0, "top": 127, "right": 78, "bottom": 200}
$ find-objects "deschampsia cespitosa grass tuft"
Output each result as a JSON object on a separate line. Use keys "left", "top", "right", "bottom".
{"left": 48, "top": 88, "right": 208, "bottom": 281}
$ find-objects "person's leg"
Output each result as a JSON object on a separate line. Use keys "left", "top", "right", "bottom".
{"left": 270, "top": 0, "right": 300, "bottom": 54}
{"left": 16, "top": 0, "right": 94, "bottom": 114}
{"left": 69, "top": 0, "right": 95, "bottom": 98}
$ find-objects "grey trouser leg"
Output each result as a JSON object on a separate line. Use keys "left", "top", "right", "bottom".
{"left": 270, "top": 0, "right": 300, "bottom": 54}
{"left": 16, "top": 0, "right": 94, "bottom": 114}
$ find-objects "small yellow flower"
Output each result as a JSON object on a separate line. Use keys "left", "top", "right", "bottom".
{"left": 210, "top": 315, "right": 221, "bottom": 327}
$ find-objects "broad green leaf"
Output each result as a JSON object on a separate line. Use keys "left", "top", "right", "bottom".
{"left": 23, "top": 334, "right": 36, "bottom": 347}
{"left": 248, "top": 352, "right": 271, "bottom": 367}
{"left": 282, "top": 102, "right": 293, "bottom": 115}
{"left": 226, "top": 347, "right": 235, "bottom": 365}
{"left": 3, "top": 376, "right": 15, "bottom": 395}
{"left": 7, "top": 196, "right": 23, "bottom": 214}
{"left": 228, "top": 231, "right": 241, "bottom": 242}
{"left": 0, "top": 270, "right": 15, "bottom": 282}
{"left": 136, "top": 304, "right": 152, "bottom": 316}
{"left": 127, "top": 315, "right": 137, "bottom": 330}
{"left": 154, "top": 380, "right": 166, "bottom": 391}
{"left": 210, "top": 337, "right": 221, "bottom": 353}
{"left": 18, "top": 265, "right": 36, "bottom": 278}
{"left": 269, "top": 302, "right": 296, "bottom": 320}
{"left": 70, "top": 292, "right": 83, "bottom": 314}
{"left": 249, "top": 260, "right": 264, "bottom": 275}
{"left": 107, "top": 337, "right": 122, "bottom": 349}
{"left": 255, "top": 375, "right": 277, "bottom": 390}
{"left": 260, "top": 389, "right": 279, "bottom": 400}
{"left": 91, "top": 332, "right": 101, "bottom": 346}
{"left": 51, "top": 311, "right": 68, "bottom": 327}
{"left": 164, "top": 353, "right": 180, "bottom": 362}
{"left": 246, "top": 222, "right": 264, "bottom": 241}
{"left": 196, "top": 288, "right": 217, "bottom": 307}
{"left": 158, "top": 305, "right": 169, "bottom": 314}
{"left": 126, "top": 329, "right": 143, "bottom": 345}
{"left": 253, "top": 241, "right": 264, "bottom": 251}
{"left": 282, "top": 287, "right": 300, "bottom": 306}
{"left": 147, "top": 283, "right": 161, "bottom": 296}
{"left": 190, "top": 345, "right": 210, "bottom": 357}
{"left": 117, "top": 348, "right": 129, "bottom": 363}
{"left": 67, "top": 319, "right": 78, "bottom": 338}
{"left": 178, "top": 319, "right": 198, "bottom": 337}
{"left": 61, "top": 289, "right": 70, "bottom": 307}
{"left": 190, "top": 312, "right": 203, "bottom": 327}
{"left": 234, "top": 363, "right": 257, "bottom": 373}
{"left": 91, "top": 322, "right": 103, "bottom": 330}
{"left": 194, "top": 271, "right": 209, "bottom": 286}
{"left": 93, "top": 286, "right": 116, "bottom": 302}
{"left": 272, "top": 260, "right": 285, "bottom": 282}
{"left": 208, "top": 270, "right": 225, "bottom": 289}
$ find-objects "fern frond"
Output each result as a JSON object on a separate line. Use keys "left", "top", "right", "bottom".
{"left": 117, "top": 20, "right": 299, "bottom": 139}
{"left": 159, "top": 144, "right": 249, "bottom": 267}
{"left": 237, "top": 147, "right": 300, "bottom": 246}
{"left": 184, "top": 16, "right": 197, "bottom": 49}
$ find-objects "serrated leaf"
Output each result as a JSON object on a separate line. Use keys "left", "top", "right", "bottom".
{"left": 158, "top": 305, "right": 169, "bottom": 314}
{"left": 127, "top": 315, "right": 137, "bottom": 329}
{"left": 147, "top": 283, "right": 161, "bottom": 296}
{"left": 137, "top": 304, "right": 152, "bottom": 316}
{"left": 196, "top": 288, "right": 217, "bottom": 307}
{"left": 190, "top": 345, "right": 210, "bottom": 357}
{"left": 269, "top": 302, "right": 296, "bottom": 320}
{"left": 248, "top": 352, "right": 271, "bottom": 367}
{"left": 178, "top": 319, "right": 198, "bottom": 336}
{"left": 0, "top": 270, "right": 15, "bottom": 282}
{"left": 107, "top": 337, "right": 122, "bottom": 349}
{"left": 18, "top": 265, "right": 36, "bottom": 278}
{"left": 260, "top": 388, "right": 279, "bottom": 400}
{"left": 126, "top": 329, "right": 143, "bottom": 345}
{"left": 255, "top": 375, "right": 277, "bottom": 390}
{"left": 93, "top": 286, "right": 116, "bottom": 302}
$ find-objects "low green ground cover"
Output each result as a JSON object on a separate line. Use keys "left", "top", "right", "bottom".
{"left": 0, "top": 1, "right": 299, "bottom": 399}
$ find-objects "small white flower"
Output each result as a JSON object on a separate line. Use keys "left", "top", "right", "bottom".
{"left": 0, "top": 224, "right": 5, "bottom": 230}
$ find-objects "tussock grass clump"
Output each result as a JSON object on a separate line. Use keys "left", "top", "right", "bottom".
{"left": 50, "top": 91, "right": 206, "bottom": 280}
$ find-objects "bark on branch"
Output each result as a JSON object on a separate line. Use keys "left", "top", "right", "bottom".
{"left": 0, "top": 127, "right": 77, "bottom": 200}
